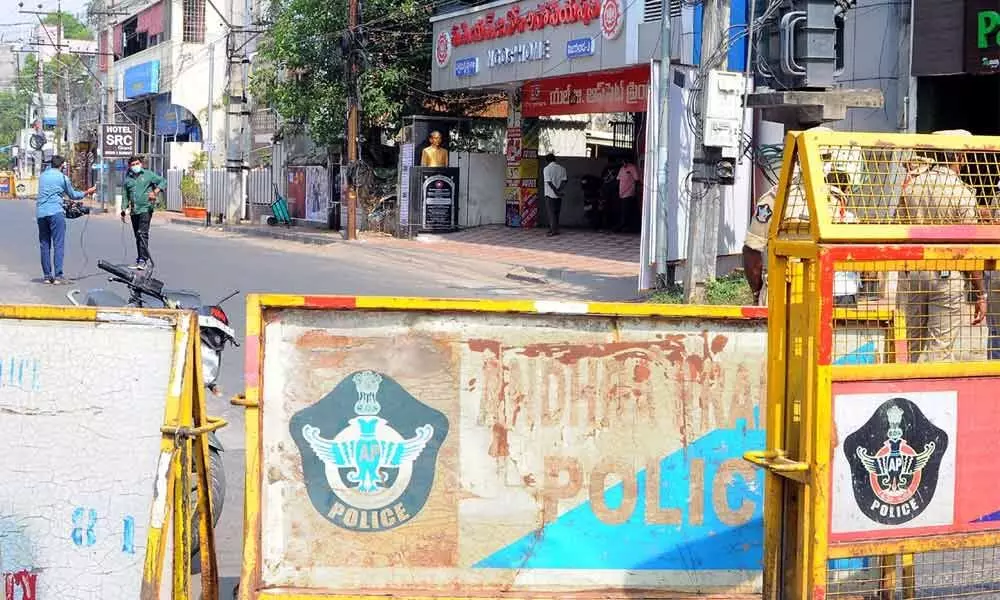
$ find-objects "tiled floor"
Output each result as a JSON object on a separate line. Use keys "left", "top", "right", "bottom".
{"left": 365, "top": 225, "right": 641, "bottom": 277}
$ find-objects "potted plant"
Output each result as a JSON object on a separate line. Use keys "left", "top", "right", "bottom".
{"left": 182, "top": 152, "right": 208, "bottom": 219}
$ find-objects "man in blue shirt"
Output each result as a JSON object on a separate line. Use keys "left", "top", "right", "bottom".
{"left": 36, "top": 155, "right": 96, "bottom": 284}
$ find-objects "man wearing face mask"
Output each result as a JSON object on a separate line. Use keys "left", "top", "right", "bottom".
{"left": 35, "top": 155, "right": 97, "bottom": 284}
{"left": 123, "top": 155, "right": 167, "bottom": 270}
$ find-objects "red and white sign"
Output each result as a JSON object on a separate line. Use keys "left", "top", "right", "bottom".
{"left": 435, "top": 31, "right": 452, "bottom": 67}
{"left": 521, "top": 65, "right": 649, "bottom": 117}
{"left": 830, "top": 378, "right": 1000, "bottom": 544}
{"left": 600, "top": 0, "right": 623, "bottom": 40}
{"left": 449, "top": 0, "right": 603, "bottom": 48}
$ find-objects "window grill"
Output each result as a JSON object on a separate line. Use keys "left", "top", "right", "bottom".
{"left": 183, "top": 0, "right": 206, "bottom": 43}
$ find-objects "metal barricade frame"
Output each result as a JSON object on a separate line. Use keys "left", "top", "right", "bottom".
{"left": 747, "top": 130, "right": 1000, "bottom": 600}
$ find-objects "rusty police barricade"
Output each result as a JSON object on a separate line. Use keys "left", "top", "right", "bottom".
{"left": 0, "top": 305, "right": 223, "bottom": 600}
{"left": 744, "top": 129, "right": 1000, "bottom": 599}
{"left": 235, "top": 295, "right": 901, "bottom": 599}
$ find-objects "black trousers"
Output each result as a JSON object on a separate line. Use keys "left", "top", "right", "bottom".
{"left": 545, "top": 196, "right": 562, "bottom": 233}
{"left": 131, "top": 210, "right": 153, "bottom": 263}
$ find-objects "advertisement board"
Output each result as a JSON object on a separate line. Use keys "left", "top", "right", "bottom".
{"left": 430, "top": 0, "right": 637, "bottom": 91}
{"left": 521, "top": 64, "right": 651, "bottom": 117}
{"left": 304, "top": 166, "right": 329, "bottom": 223}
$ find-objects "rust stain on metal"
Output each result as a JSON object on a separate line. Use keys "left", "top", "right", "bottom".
{"left": 295, "top": 330, "right": 355, "bottom": 349}
{"left": 489, "top": 423, "right": 510, "bottom": 457}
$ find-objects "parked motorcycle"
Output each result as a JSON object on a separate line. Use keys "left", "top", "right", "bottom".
{"left": 67, "top": 259, "right": 238, "bottom": 570}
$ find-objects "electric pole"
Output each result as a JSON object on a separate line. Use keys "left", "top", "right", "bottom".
{"left": 55, "top": 0, "right": 64, "bottom": 156}
{"left": 683, "top": 0, "right": 730, "bottom": 303}
{"left": 653, "top": 0, "right": 671, "bottom": 285}
{"left": 344, "top": 0, "right": 359, "bottom": 240}
{"left": 102, "top": 0, "right": 116, "bottom": 213}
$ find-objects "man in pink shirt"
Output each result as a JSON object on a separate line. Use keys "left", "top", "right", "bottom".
{"left": 616, "top": 155, "right": 640, "bottom": 233}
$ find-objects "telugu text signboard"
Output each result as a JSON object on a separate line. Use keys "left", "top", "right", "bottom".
{"left": 521, "top": 64, "right": 650, "bottom": 117}
{"left": 101, "top": 124, "right": 137, "bottom": 159}
{"left": 430, "top": 0, "right": 632, "bottom": 91}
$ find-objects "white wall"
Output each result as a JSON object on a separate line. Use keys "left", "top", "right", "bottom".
{"left": 448, "top": 151, "right": 506, "bottom": 227}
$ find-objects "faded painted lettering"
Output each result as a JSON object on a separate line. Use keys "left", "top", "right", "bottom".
{"left": 0, "top": 356, "right": 41, "bottom": 392}
{"left": 72, "top": 507, "right": 98, "bottom": 547}
{"left": 3, "top": 570, "right": 37, "bottom": 600}
{"left": 543, "top": 455, "right": 759, "bottom": 527}
{"left": 122, "top": 516, "right": 135, "bottom": 554}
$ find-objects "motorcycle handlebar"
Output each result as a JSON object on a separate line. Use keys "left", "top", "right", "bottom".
{"left": 97, "top": 260, "right": 135, "bottom": 283}
{"left": 97, "top": 260, "right": 165, "bottom": 301}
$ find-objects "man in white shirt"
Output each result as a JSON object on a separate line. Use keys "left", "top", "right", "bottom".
{"left": 542, "top": 153, "right": 567, "bottom": 236}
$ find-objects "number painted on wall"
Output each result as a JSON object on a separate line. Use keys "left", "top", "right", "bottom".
{"left": 70, "top": 508, "right": 138, "bottom": 552}
{"left": 71, "top": 507, "right": 97, "bottom": 547}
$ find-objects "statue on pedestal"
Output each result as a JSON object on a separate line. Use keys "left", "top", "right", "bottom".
{"left": 420, "top": 131, "right": 449, "bottom": 167}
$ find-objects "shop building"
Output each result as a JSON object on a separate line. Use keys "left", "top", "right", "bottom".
{"left": 912, "top": 0, "right": 1000, "bottom": 133}
{"left": 98, "top": 0, "right": 227, "bottom": 177}
{"left": 428, "top": 0, "right": 756, "bottom": 288}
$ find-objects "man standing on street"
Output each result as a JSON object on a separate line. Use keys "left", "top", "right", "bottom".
{"left": 123, "top": 155, "right": 167, "bottom": 270}
{"left": 36, "top": 155, "right": 96, "bottom": 285}
{"left": 616, "top": 155, "right": 641, "bottom": 233}
{"left": 542, "top": 153, "right": 567, "bottom": 237}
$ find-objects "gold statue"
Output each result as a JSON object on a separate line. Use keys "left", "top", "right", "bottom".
{"left": 420, "top": 130, "right": 449, "bottom": 167}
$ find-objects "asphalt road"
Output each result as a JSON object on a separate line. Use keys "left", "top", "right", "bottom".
{"left": 0, "top": 200, "right": 556, "bottom": 597}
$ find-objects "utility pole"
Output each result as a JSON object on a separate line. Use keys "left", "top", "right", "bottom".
{"left": 344, "top": 0, "right": 359, "bottom": 240}
{"left": 35, "top": 27, "right": 44, "bottom": 173}
{"left": 102, "top": 0, "right": 116, "bottom": 213}
{"left": 683, "top": 0, "right": 730, "bottom": 303}
{"left": 206, "top": 41, "right": 215, "bottom": 226}
{"left": 653, "top": 0, "right": 671, "bottom": 285}
{"left": 55, "top": 0, "right": 64, "bottom": 156}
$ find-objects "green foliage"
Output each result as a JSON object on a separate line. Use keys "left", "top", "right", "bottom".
{"left": 180, "top": 175, "right": 203, "bottom": 207}
{"left": 647, "top": 271, "right": 754, "bottom": 306}
{"left": 251, "top": 0, "right": 495, "bottom": 153}
{"left": 43, "top": 11, "right": 94, "bottom": 40}
{"left": 190, "top": 151, "right": 208, "bottom": 172}
{"left": 0, "top": 90, "right": 31, "bottom": 163}
{"left": 704, "top": 271, "right": 754, "bottom": 305}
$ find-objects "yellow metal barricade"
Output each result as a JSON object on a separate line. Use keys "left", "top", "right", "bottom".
{"left": 745, "top": 130, "right": 1000, "bottom": 599}
{"left": 0, "top": 306, "right": 222, "bottom": 600}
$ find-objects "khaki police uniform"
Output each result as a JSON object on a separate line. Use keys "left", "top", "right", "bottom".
{"left": 896, "top": 134, "right": 979, "bottom": 362}
{"left": 744, "top": 178, "right": 856, "bottom": 306}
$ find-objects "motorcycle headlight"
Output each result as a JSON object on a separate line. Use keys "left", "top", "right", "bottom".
{"left": 201, "top": 343, "right": 222, "bottom": 386}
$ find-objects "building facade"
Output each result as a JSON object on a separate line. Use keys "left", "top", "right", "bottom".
{"left": 99, "top": 0, "right": 229, "bottom": 176}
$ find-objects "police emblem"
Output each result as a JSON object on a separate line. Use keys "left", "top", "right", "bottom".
{"left": 290, "top": 370, "right": 449, "bottom": 532}
{"left": 843, "top": 398, "right": 948, "bottom": 526}
{"left": 754, "top": 203, "right": 773, "bottom": 224}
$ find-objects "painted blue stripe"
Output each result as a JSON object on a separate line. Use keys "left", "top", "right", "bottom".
{"left": 475, "top": 411, "right": 766, "bottom": 570}
{"left": 833, "top": 341, "right": 878, "bottom": 366}
{"left": 473, "top": 405, "right": 871, "bottom": 573}
{"left": 973, "top": 510, "right": 1000, "bottom": 523}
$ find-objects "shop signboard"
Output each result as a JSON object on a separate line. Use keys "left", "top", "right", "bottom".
{"left": 966, "top": 0, "right": 1000, "bottom": 73}
{"left": 566, "top": 36, "right": 595, "bottom": 58}
{"left": 521, "top": 64, "right": 650, "bottom": 117}
{"left": 123, "top": 60, "right": 160, "bottom": 100}
{"left": 430, "top": 0, "right": 636, "bottom": 91}
{"left": 101, "top": 124, "right": 136, "bottom": 159}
